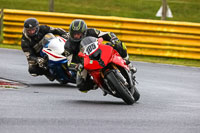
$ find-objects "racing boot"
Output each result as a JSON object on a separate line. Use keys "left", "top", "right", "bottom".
{"left": 30, "top": 70, "right": 55, "bottom": 81}
{"left": 45, "top": 74, "right": 55, "bottom": 81}
{"left": 76, "top": 68, "right": 98, "bottom": 93}
{"left": 44, "top": 70, "right": 55, "bottom": 81}
{"left": 78, "top": 80, "right": 98, "bottom": 93}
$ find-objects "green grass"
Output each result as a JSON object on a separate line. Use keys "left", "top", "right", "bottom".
{"left": 130, "top": 55, "right": 200, "bottom": 67}
{"left": 0, "top": 0, "right": 200, "bottom": 23}
{"left": 0, "top": 43, "right": 21, "bottom": 49}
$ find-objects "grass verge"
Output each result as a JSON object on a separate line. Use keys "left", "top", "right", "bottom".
{"left": 0, "top": 43, "right": 21, "bottom": 49}
{"left": 0, "top": 0, "right": 200, "bottom": 23}
{"left": 130, "top": 55, "right": 200, "bottom": 67}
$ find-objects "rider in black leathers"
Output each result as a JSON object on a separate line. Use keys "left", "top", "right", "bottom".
{"left": 64, "top": 19, "right": 136, "bottom": 92}
{"left": 21, "top": 18, "right": 69, "bottom": 81}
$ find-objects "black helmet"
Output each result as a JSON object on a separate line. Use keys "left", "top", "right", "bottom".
{"left": 69, "top": 19, "right": 87, "bottom": 42}
{"left": 24, "top": 18, "right": 39, "bottom": 37}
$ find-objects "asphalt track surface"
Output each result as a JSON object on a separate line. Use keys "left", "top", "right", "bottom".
{"left": 0, "top": 48, "right": 200, "bottom": 133}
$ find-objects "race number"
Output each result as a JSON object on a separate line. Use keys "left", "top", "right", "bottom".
{"left": 84, "top": 42, "right": 98, "bottom": 55}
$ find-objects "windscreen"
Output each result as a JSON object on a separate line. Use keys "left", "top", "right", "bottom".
{"left": 80, "top": 36, "right": 99, "bottom": 55}
{"left": 42, "top": 33, "right": 56, "bottom": 45}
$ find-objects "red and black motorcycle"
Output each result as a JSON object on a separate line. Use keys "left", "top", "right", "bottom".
{"left": 78, "top": 37, "right": 140, "bottom": 105}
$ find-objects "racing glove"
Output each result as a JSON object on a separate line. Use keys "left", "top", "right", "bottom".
{"left": 110, "top": 37, "right": 122, "bottom": 46}
{"left": 61, "top": 33, "right": 70, "bottom": 40}
{"left": 37, "top": 57, "right": 46, "bottom": 68}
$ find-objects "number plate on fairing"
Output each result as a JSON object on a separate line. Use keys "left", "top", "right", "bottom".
{"left": 83, "top": 42, "right": 98, "bottom": 55}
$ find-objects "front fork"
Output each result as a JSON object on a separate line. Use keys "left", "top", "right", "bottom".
{"left": 100, "top": 64, "right": 135, "bottom": 96}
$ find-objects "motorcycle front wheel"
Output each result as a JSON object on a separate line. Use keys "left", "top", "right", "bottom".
{"left": 106, "top": 71, "right": 135, "bottom": 105}
{"left": 132, "top": 86, "right": 140, "bottom": 102}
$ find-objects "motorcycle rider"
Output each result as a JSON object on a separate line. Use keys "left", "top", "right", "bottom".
{"left": 64, "top": 19, "right": 136, "bottom": 92}
{"left": 21, "top": 17, "right": 69, "bottom": 81}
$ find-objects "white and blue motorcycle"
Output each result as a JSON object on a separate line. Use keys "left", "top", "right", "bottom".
{"left": 40, "top": 33, "right": 76, "bottom": 84}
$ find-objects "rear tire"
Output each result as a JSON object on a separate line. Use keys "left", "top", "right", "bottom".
{"left": 106, "top": 71, "right": 135, "bottom": 105}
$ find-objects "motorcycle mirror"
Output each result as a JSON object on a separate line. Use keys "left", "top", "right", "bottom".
{"left": 78, "top": 52, "right": 85, "bottom": 57}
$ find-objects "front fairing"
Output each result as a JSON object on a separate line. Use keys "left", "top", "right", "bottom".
{"left": 110, "top": 50, "right": 129, "bottom": 71}
{"left": 40, "top": 34, "right": 67, "bottom": 63}
{"left": 82, "top": 44, "right": 113, "bottom": 70}
{"left": 82, "top": 44, "right": 129, "bottom": 71}
{"left": 39, "top": 34, "right": 76, "bottom": 83}
{"left": 80, "top": 36, "right": 129, "bottom": 71}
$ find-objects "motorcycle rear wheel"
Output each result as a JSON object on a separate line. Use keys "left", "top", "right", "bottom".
{"left": 106, "top": 71, "right": 135, "bottom": 105}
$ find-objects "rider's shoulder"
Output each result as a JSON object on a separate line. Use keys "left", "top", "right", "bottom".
{"left": 87, "top": 28, "right": 97, "bottom": 32}
{"left": 21, "top": 34, "right": 31, "bottom": 42}
{"left": 39, "top": 25, "right": 50, "bottom": 30}
{"left": 87, "top": 28, "right": 100, "bottom": 36}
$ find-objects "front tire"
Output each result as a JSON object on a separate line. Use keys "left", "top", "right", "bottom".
{"left": 132, "top": 86, "right": 140, "bottom": 102}
{"left": 106, "top": 71, "right": 135, "bottom": 105}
